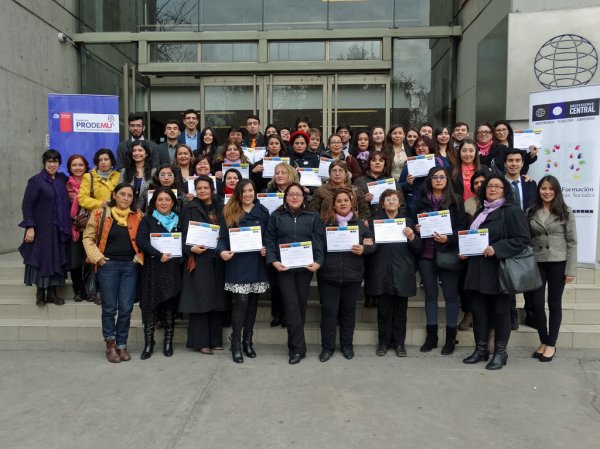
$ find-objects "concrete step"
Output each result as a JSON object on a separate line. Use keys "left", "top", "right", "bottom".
{"left": 1, "top": 318, "right": 599, "bottom": 348}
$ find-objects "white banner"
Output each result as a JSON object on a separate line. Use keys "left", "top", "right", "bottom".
{"left": 529, "top": 85, "right": 600, "bottom": 264}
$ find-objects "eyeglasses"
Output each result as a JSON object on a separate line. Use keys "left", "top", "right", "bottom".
{"left": 477, "top": 130, "right": 492, "bottom": 135}
{"left": 495, "top": 128, "right": 508, "bottom": 133}
{"left": 431, "top": 175, "right": 447, "bottom": 181}
{"left": 287, "top": 193, "right": 303, "bottom": 198}
{"left": 45, "top": 160, "right": 60, "bottom": 164}
{"left": 486, "top": 184, "right": 504, "bottom": 190}
{"left": 159, "top": 173, "right": 174, "bottom": 178}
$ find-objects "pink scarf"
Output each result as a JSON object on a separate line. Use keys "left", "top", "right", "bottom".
{"left": 478, "top": 140, "right": 493, "bottom": 156}
{"left": 470, "top": 198, "right": 505, "bottom": 231}
{"left": 67, "top": 176, "right": 82, "bottom": 240}
{"left": 336, "top": 211, "right": 354, "bottom": 226}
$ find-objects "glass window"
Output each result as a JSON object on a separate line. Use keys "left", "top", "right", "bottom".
{"left": 263, "top": 0, "right": 327, "bottom": 30}
{"left": 79, "top": 0, "right": 143, "bottom": 32}
{"left": 336, "top": 84, "right": 386, "bottom": 129}
{"left": 329, "top": 0, "right": 394, "bottom": 29}
{"left": 392, "top": 38, "right": 454, "bottom": 129}
{"left": 204, "top": 85, "right": 256, "bottom": 143}
{"left": 144, "top": 0, "right": 199, "bottom": 31}
{"left": 199, "top": 0, "right": 262, "bottom": 31}
{"left": 269, "top": 42, "right": 326, "bottom": 61}
{"left": 272, "top": 85, "right": 323, "bottom": 131}
{"left": 149, "top": 43, "right": 199, "bottom": 63}
{"left": 201, "top": 43, "right": 258, "bottom": 62}
{"left": 330, "top": 41, "right": 382, "bottom": 60}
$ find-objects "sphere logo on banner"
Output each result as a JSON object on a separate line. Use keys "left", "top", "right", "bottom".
{"left": 529, "top": 85, "right": 600, "bottom": 264}
{"left": 534, "top": 34, "right": 598, "bottom": 89}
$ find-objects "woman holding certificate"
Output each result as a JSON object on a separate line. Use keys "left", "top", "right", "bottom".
{"left": 320, "top": 134, "right": 362, "bottom": 180}
{"left": 252, "top": 134, "right": 287, "bottom": 193}
{"left": 212, "top": 139, "right": 251, "bottom": 181}
{"left": 368, "top": 189, "right": 421, "bottom": 357}
{"left": 462, "top": 174, "right": 531, "bottom": 369}
{"left": 82, "top": 183, "right": 144, "bottom": 363}
{"left": 415, "top": 167, "right": 466, "bottom": 355}
{"left": 217, "top": 179, "right": 270, "bottom": 363}
{"left": 527, "top": 175, "right": 577, "bottom": 362}
{"left": 179, "top": 175, "right": 226, "bottom": 354}
{"left": 265, "top": 183, "right": 325, "bottom": 365}
{"left": 317, "top": 188, "right": 375, "bottom": 362}
{"left": 135, "top": 187, "right": 183, "bottom": 360}
{"left": 119, "top": 140, "right": 155, "bottom": 212}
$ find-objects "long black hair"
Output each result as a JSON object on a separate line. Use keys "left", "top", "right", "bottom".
{"left": 421, "top": 166, "right": 461, "bottom": 209}
{"left": 526, "top": 175, "right": 570, "bottom": 222}
{"left": 123, "top": 140, "right": 153, "bottom": 182}
{"left": 148, "top": 186, "right": 179, "bottom": 215}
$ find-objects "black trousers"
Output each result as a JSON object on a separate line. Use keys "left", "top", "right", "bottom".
{"left": 268, "top": 266, "right": 284, "bottom": 320}
{"left": 531, "top": 261, "right": 566, "bottom": 347}
{"left": 231, "top": 293, "right": 258, "bottom": 342}
{"left": 318, "top": 280, "right": 361, "bottom": 352}
{"left": 377, "top": 294, "right": 408, "bottom": 347}
{"left": 187, "top": 311, "right": 223, "bottom": 350}
{"left": 278, "top": 269, "right": 313, "bottom": 355}
{"left": 469, "top": 291, "right": 512, "bottom": 344}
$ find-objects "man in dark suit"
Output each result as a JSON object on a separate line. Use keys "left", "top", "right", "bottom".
{"left": 504, "top": 147, "right": 538, "bottom": 329}
{"left": 116, "top": 112, "right": 159, "bottom": 170}
{"left": 242, "top": 114, "right": 265, "bottom": 148}
{"left": 157, "top": 119, "right": 180, "bottom": 165}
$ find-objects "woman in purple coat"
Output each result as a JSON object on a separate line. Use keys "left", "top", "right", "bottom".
{"left": 19, "top": 150, "right": 71, "bottom": 306}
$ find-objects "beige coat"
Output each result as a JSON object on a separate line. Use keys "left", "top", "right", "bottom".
{"left": 528, "top": 207, "right": 577, "bottom": 277}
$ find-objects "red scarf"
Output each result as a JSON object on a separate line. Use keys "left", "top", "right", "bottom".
{"left": 66, "top": 176, "right": 83, "bottom": 240}
{"left": 223, "top": 185, "right": 235, "bottom": 195}
{"left": 478, "top": 140, "right": 493, "bottom": 156}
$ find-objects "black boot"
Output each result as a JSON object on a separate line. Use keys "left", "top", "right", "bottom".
{"left": 243, "top": 338, "right": 256, "bottom": 358}
{"left": 486, "top": 342, "right": 508, "bottom": 370}
{"left": 36, "top": 288, "right": 46, "bottom": 306}
{"left": 141, "top": 319, "right": 155, "bottom": 360}
{"left": 463, "top": 341, "right": 490, "bottom": 364}
{"left": 46, "top": 286, "right": 65, "bottom": 305}
{"left": 163, "top": 310, "right": 175, "bottom": 357}
{"left": 441, "top": 326, "right": 458, "bottom": 355}
{"left": 70, "top": 268, "right": 84, "bottom": 301}
{"left": 230, "top": 334, "right": 243, "bottom": 364}
{"left": 420, "top": 324, "right": 438, "bottom": 352}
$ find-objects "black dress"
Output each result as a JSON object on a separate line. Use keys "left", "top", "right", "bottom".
{"left": 135, "top": 214, "right": 183, "bottom": 322}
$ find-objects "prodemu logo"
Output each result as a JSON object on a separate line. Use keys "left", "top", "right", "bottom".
{"left": 72, "top": 113, "right": 119, "bottom": 133}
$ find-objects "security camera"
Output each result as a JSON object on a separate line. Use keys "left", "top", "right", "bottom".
{"left": 58, "top": 32, "right": 67, "bottom": 43}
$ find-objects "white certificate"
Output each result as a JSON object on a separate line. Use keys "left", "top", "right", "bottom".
{"left": 417, "top": 210, "right": 453, "bottom": 238}
{"left": 318, "top": 158, "right": 333, "bottom": 178}
{"left": 513, "top": 129, "right": 543, "bottom": 150}
{"left": 257, "top": 193, "right": 284, "bottom": 214}
{"left": 187, "top": 176, "right": 216, "bottom": 196}
{"left": 459, "top": 229, "right": 489, "bottom": 256}
{"left": 367, "top": 178, "right": 396, "bottom": 204}
{"left": 223, "top": 194, "right": 231, "bottom": 205}
{"left": 242, "top": 147, "right": 266, "bottom": 164}
{"left": 229, "top": 226, "right": 263, "bottom": 253}
{"left": 406, "top": 154, "right": 436, "bottom": 178}
{"left": 299, "top": 168, "right": 322, "bottom": 187}
{"left": 326, "top": 226, "right": 360, "bottom": 252}
{"left": 222, "top": 163, "right": 250, "bottom": 179}
{"left": 150, "top": 232, "right": 183, "bottom": 257}
{"left": 148, "top": 189, "right": 178, "bottom": 205}
{"left": 280, "top": 241, "right": 314, "bottom": 268}
{"left": 373, "top": 219, "right": 407, "bottom": 243}
{"left": 185, "top": 221, "right": 219, "bottom": 249}
{"left": 262, "top": 157, "right": 290, "bottom": 178}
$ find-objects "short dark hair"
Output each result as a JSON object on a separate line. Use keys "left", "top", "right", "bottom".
{"left": 335, "top": 123, "right": 351, "bottom": 134}
{"left": 503, "top": 148, "right": 524, "bottom": 162}
{"left": 164, "top": 119, "right": 180, "bottom": 129}
{"left": 295, "top": 116, "right": 312, "bottom": 129}
{"left": 247, "top": 114, "right": 260, "bottom": 123}
{"left": 148, "top": 186, "right": 179, "bottom": 215}
{"left": 182, "top": 109, "right": 199, "bottom": 119}
{"left": 419, "top": 122, "right": 433, "bottom": 131}
{"left": 128, "top": 112, "right": 144, "bottom": 124}
{"left": 478, "top": 174, "right": 514, "bottom": 204}
{"left": 453, "top": 121, "right": 469, "bottom": 131}
{"left": 93, "top": 148, "right": 116, "bottom": 167}
{"left": 108, "top": 182, "right": 137, "bottom": 212}
{"left": 469, "top": 169, "right": 490, "bottom": 193}
{"left": 42, "top": 149, "right": 62, "bottom": 164}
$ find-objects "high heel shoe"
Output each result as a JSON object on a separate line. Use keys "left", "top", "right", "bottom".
{"left": 539, "top": 347, "right": 556, "bottom": 362}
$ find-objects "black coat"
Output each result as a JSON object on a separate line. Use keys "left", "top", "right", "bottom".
{"left": 318, "top": 218, "right": 375, "bottom": 283}
{"left": 265, "top": 206, "right": 325, "bottom": 267}
{"left": 415, "top": 193, "right": 467, "bottom": 252}
{"left": 353, "top": 170, "right": 406, "bottom": 218}
{"left": 464, "top": 202, "right": 531, "bottom": 295}
{"left": 366, "top": 212, "right": 421, "bottom": 297}
{"left": 216, "top": 201, "right": 270, "bottom": 285}
{"left": 135, "top": 214, "right": 183, "bottom": 313}
{"left": 289, "top": 150, "right": 319, "bottom": 169}
{"left": 178, "top": 197, "right": 226, "bottom": 313}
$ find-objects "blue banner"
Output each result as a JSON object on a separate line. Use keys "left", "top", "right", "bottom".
{"left": 48, "top": 94, "right": 119, "bottom": 170}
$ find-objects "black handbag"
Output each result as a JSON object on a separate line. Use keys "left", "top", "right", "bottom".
{"left": 498, "top": 210, "right": 542, "bottom": 294}
{"left": 84, "top": 207, "right": 107, "bottom": 302}
{"left": 435, "top": 246, "right": 461, "bottom": 271}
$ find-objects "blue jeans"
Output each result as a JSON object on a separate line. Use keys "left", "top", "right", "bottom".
{"left": 97, "top": 260, "right": 138, "bottom": 348}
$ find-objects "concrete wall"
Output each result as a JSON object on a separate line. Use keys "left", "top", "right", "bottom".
{"left": 0, "top": 0, "right": 80, "bottom": 253}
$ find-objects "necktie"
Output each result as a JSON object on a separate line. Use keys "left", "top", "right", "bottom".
{"left": 250, "top": 137, "right": 256, "bottom": 148}
{"left": 512, "top": 180, "right": 521, "bottom": 209}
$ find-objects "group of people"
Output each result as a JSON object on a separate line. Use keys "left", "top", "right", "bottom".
{"left": 18, "top": 112, "right": 577, "bottom": 369}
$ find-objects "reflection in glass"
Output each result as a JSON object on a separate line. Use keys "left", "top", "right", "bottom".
{"left": 202, "top": 43, "right": 258, "bottom": 62}
{"left": 272, "top": 85, "right": 323, "bottom": 130}
{"left": 330, "top": 41, "right": 382, "bottom": 60}
{"left": 329, "top": 0, "right": 394, "bottom": 29}
{"left": 199, "top": 0, "right": 262, "bottom": 31}
{"left": 144, "top": 0, "right": 199, "bottom": 31}
{"left": 263, "top": 0, "right": 327, "bottom": 30}
{"left": 269, "top": 42, "right": 326, "bottom": 61}
{"left": 204, "top": 86, "right": 255, "bottom": 143}
{"left": 336, "top": 84, "right": 386, "bottom": 129}
{"left": 149, "top": 43, "right": 198, "bottom": 62}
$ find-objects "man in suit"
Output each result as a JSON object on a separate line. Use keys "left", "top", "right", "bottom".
{"left": 157, "top": 120, "right": 181, "bottom": 165}
{"left": 504, "top": 147, "right": 538, "bottom": 329}
{"left": 242, "top": 114, "right": 265, "bottom": 148}
{"left": 178, "top": 109, "right": 200, "bottom": 151}
{"left": 116, "top": 112, "right": 159, "bottom": 170}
